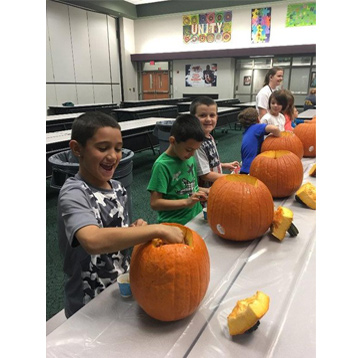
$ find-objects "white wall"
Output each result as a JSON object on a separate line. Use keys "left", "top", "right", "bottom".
{"left": 46, "top": 0, "right": 122, "bottom": 110}
{"left": 132, "top": 0, "right": 315, "bottom": 99}
{"left": 133, "top": 1, "right": 316, "bottom": 54}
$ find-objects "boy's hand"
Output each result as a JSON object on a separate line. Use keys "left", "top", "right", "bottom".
{"left": 131, "top": 219, "right": 147, "bottom": 227}
{"left": 160, "top": 225, "right": 184, "bottom": 244}
{"left": 188, "top": 191, "right": 208, "bottom": 206}
{"left": 223, "top": 161, "right": 240, "bottom": 171}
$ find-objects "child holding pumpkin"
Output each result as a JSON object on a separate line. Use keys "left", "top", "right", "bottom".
{"left": 190, "top": 96, "right": 239, "bottom": 188}
{"left": 57, "top": 111, "right": 184, "bottom": 318}
{"left": 238, "top": 107, "right": 281, "bottom": 174}
{"left": 147, "top": 114, "right": 209, "bottom": 225}
{"left": 260, "top": 90, "right": 288, "bottom": 131}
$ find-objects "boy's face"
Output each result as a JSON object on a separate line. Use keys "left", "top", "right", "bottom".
{"left": 76, "top": 127, "right": 123, "bottom": 188}
{"left": 167, "top": 137, "right": 202, "bottom": 161}
{"left": 194, "top": 104, "right": 218, "bottom": 136}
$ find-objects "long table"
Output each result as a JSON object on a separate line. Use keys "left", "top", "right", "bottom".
{"left": 48, "top": 103, "right": 119, "bottom": 115}
{"left": 46, "top": 158, "right": 316, "bottom": 357}
{"left": 112, "top": 105, "right": 178, "bottom": 122}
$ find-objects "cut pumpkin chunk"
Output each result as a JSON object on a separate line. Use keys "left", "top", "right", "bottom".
{"left": 271, "top": 206, "right": 299, "bottom": 241}
{"left": 309, "top": 163, "right": 316, "bottom": 177}
{"left": 295, "top": 182, "right": 316, "bottom": 210}
{"left": 227, "top": 291, "right": 270, "bottom": 336}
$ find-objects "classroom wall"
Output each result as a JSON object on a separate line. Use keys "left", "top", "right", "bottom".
{"left": 133, "top": 1, "right": 315, "bottom": 53}
{"left": 130, "top": 0, "right": 315, "bottom": 99}
{"left": 46, "top": 0, "right": 122, "bottom": 110}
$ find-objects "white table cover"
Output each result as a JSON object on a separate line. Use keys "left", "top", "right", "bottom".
{"left": 47, "top": 158, "right": 316, "bottom": 357}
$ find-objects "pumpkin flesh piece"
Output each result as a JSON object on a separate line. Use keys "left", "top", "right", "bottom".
{"left": 271, "top": 206, "right": 294, "bottom": 241}
{"left": 227, "top": 291, "right": 270, "bottom": 335}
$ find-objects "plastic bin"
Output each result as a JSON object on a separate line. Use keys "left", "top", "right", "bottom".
{"left": 153, "top": 120, "right": 175, "bottom": 154}
{"left": 48, "top": 148, "right": 134, "bottom": 219}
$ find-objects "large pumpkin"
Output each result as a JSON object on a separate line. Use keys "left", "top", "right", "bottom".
{"left": 207, "top": 175, "right": 274, "bottom": 241}
{"left": 250, "top": 150, "right": 303, "bottom": 198}
{"left": 261, "top": 131, "right": 304, "bottom": 159}
{"left": 294, "top": 122, "right": 316, "bottom": 157}
{"left": 129, "top": 223, "right": 210, "bottom": 322}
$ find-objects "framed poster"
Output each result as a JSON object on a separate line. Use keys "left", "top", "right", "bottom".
{"left": 243, "top": 76, "right": 251, "bottom": 86}
{"left": 185, "top": 63, "right": 217, "bottom": 87}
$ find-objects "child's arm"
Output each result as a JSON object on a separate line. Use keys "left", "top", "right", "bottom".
{"left": 221, "top": 161, "right": 240, "bottom": 171}
{"left": 265, "top": 124, "right": 281, "bottom": 137}
{"left": 150, "top": 190, "right": 206, "bottom": 212}
{"left": 75, "top": 222, "right": 185, "bottom": 255}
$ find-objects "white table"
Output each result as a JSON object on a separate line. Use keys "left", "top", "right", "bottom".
{"left": 46, "top": 158, "right": 316, "bottom": 357}
{"left": 297, "top": 109, "right": 316, "bottom": 119}
{"left": 112, "top": 105, "right": 178, "bottom": 122}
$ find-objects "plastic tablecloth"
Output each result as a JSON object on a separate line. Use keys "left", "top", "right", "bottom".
{"left": 47, "top": 158, "right": 316, "bottom": 358}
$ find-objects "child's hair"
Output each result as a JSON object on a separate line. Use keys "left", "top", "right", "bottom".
{"left": 238, "top": 107, "right": 259, "bottom": 129}
{"left": 170, "top": 114, "right": 205, "bottom": 143}
{"left": 280, "top": 89, "right": 295, "bottom": 119}
{"left": 189, "top": 96, "right": 217, "bottom": 115}
{"left": 71, "top": 111, "right": 120, "bottom": 146}
{"left": 268, "top": 90, "right": 288, "bottom": 111}
{"left": 263, "top": 67, "right": 283, "bottom": 86}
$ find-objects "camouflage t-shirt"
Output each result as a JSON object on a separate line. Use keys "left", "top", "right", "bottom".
{"left": 58, "top": 174, "right": 130, "bottom": 318}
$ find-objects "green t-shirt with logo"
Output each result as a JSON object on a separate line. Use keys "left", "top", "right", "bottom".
{"left": 147, "top": 153, "right": 202, "bottom": 225}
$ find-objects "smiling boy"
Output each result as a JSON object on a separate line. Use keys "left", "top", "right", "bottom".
{"left": 190, "top": 96, "right": 239, "bottom": 188}
{"left": 58, "top": 112, "right": 184, "bottom": 318}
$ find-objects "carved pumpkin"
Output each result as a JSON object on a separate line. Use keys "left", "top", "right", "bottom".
{"left": 129, "top": 223, "right": 210, "bottom": 322}
{"left": 294, "top": 122, "right": 316, "bottom": 157}
{"left": 261, "top": 131, "right": 304, "bottom": 159}
{"left": 250, "top": 150, "right": 303, "bottom": 198}
{"left": 207, "top": 175, "right": 274, "bottom": 241}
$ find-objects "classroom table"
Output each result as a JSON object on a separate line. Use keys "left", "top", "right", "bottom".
{"left": 48, "top": 103, "right": 119, "bottom": 115}
{"left": 112, "top": 105, "right": 178, "bottom": 122}
{"left": 46, "top": 112, "right": 85, "bottom": 133}
{"left": 232, "top": 101, "right": 257, "bottom": 109}
{"left": 46, "top": 158, "right": 316, "bottom": 357}
{"left": 122, "top": 97, "right": 189, "bottom": 108}
{"left": 297, "top": 109, "right": 316, "bottom": 119}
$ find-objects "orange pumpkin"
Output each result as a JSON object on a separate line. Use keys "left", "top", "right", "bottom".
{"left": 250, "top": 150, "right": 303, "bottom": 198}
{"left": 261, "top": 131, "right": 304, "bottom": 159}
{"left": 207, "top": 175, "right": 274, "bottom": 241}
{"left": 129, "top": 223, "right": 210, "bottom": 322}
{"left": 294, "top": 122, "right": 316, "bottom": 157}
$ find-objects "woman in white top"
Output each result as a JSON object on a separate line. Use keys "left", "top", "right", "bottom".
{"left": 256, "top": 67, "right": 284, "bottom": 119}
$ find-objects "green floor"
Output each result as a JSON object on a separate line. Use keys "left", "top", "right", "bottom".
{"left": 46, "top": 126, "right": 243, "bottom": 321}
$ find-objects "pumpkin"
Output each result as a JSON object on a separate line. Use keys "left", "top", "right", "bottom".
{"left": 261, "top": 131, "right": 304, "bottom": 159}
{"left": 129, "top": 223, "right": 210, "bottom": 322}
{"left": 295, "top": 182, "right": 316, "bottom": 209}
{"left": 249, "top": 150, "right": 303, "bottom": 198}
{"left": 271, "top": 206, "right": 299, "bottom": 241}
{"left": 227, "top": 291, "right": 270, "bottom": 336}
{"left": 294, "top": 122, "right": 316, "bottom": 157}
{"left": 207, "top": 175, "right": 274, "bottom": 241}
{"left": 309, "top": 163, "right": 316, "bottom": 177}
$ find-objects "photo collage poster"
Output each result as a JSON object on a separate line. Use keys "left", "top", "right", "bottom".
{"left": 185, "top": 64, "right": 217, "bottom": 87}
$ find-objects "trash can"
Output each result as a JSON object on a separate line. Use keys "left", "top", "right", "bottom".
{"left": 48, "top": 148, "right": 134, "bottom": 220}
{"left": 153, "top": 120, "right": 175, "bottom": 154}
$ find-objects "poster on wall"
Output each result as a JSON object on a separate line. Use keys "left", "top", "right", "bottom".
{"left": 286, "top": 3, "right": 316, "bottom": 27}
{"left": 183, "top": 11, "right": 232, "bottom": 44}
{"left": 251, "top": 7, "right": 271, "bottom": 43}
{"left": 185, "top": 64, "right": 217, "bottom": 87}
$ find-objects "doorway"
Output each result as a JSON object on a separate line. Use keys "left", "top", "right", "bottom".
{"left": 142, "top": 71, "right": 170, "bottom": 100}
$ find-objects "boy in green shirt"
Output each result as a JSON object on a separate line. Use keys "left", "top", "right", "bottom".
{"left": 147, "top": 114, "right": 209, "bottom": 225}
